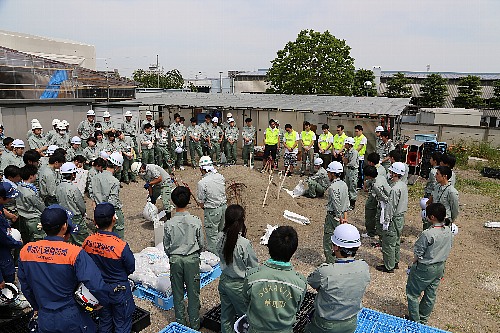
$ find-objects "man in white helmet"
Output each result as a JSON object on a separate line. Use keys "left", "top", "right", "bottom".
{"left": 49, "top": 122, "right": 70, "bottom": 150}
{"left": 304, "top": 157, "right": 330, "bottom": 198}
{"left": 26, "top": 119, "right": 41, "bottom": 140}
{"left": 374, "top": 125, "right": 385, "bottom": 158}
{"left": 377, "top": 161, "right": 408, "bottom": 273}
{"left": 224, "top": 117, "right": 239, "bottom": 165}
{"left": 323, "top": 161, "right": 349, "bottom": 263}
{"left": 101, "top": 111, "right": 116, "bottom": 135}
{"left": 197, "top": 156, "right": 227, "bottom": 253}
{"left": 187, "top": 117, "right": 203, "bottom": 168}
{"left": 200, "top": 114, "right": 213, "bottom": 156}
{"left": 138, "top": 123, "right": 155, "bottom": 164}
{"left": 169, "top": 113, "right": 187, "bottom": 170}
{"left": 342, "top": 137, "right": 359, "bottom": 210}
{"left": 90, "top": 152, "right": 125, "bottom": 238}
{"left": 56, "top": 162, "right": 89, "bottom": 246}
{"left": 78, "top": 110, "right": 96, "bottom": 148}
{"left": 66, "top": 136, "right": 84, "bottom": 162}
{"left": 1, "top": 139, "right": 25, "bottom": 172}
{"left": 121, "top": 110, "right": 139, "bottom": 158}
{"left": 132, "top": 161, "right": 174, "bottom": 219}
{"left": 45, "top": 119, "right": 60, "bottom": 143}
{"left": 141, "top": 110, "right": 155, "bottom": 132}
{"left": 28, "top": 122, "right": 48, "bottom": 154}
{"left": 306, "top": 223, "right": 370, "bottom": 333}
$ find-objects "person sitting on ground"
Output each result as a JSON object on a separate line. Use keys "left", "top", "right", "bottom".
{"left": 304, "top": 158, "right": 330, "bottom": 198}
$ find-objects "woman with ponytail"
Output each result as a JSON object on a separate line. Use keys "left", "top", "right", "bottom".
{"left": 405, "top": 202, "right": 453, "bottom": 324}
{"left": 216, "top": 204, "right": 258, "bottom": 333}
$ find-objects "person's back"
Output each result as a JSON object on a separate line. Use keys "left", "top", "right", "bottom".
{"left": 197, "top": 168, "right": 226, "bottom": 208}
{"left": 244, "top": 226, "right": 306, "bottom": 333}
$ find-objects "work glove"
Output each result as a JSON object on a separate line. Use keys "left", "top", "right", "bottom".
{"left": 144, "top": 183, "right": 150, "bottom": 189}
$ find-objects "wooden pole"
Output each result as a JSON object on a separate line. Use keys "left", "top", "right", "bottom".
{"left": 262, "top": 174, "right": 273, "bottom": 208}
{"left": 277, "top": 165, "right": 290, "bottom": 200}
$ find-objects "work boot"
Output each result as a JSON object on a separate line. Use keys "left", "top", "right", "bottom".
{"left": 349, "top": 200, "right": 356, "bottom": 210}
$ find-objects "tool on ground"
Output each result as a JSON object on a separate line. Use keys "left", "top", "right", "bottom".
{"left": 262, "top": 173, "right": 273, "bottom": 207}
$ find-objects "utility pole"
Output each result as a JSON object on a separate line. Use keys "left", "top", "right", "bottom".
{"left": 157, "top": 55, "right": 159, "bottom": 88}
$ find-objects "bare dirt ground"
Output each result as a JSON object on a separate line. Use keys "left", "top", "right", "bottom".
{"left": 117, "top": 165, "right": 499, "bottom": 333}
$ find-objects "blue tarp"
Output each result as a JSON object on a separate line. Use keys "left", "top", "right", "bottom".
{"left": 40, "top": 70, "right": 68, "bottom": 99}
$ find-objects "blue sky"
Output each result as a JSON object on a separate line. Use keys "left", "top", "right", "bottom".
{"left": 0, "top": 0, "right": 498, "bottom": 78}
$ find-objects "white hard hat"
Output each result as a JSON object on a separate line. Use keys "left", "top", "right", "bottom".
{"left": 375, "top": 126, "right": 384, "bottom": 132}
{"left": 8, "top": 228, "right": 21, "bottom": 242}
{"left": 108, "top": 152, "right": 124, "bottom": 167}
{"left": 60, "top": 162, "right": 77, "bottom": 174}
{"left": 52, "top": 118, "right": 61, "bottom": 126}
{"left": 275, "top": 119, "right": 280, "bottom": 125}
{"left": 12, "top": 139, "right": 25, "bottom": 148}
{"left": 0, "top": 283, "right": 19, "bottom": 306}
{"left": 420, "top": 198, "right": 429, "bottom": 210}
{"left": 331, "top": 224, "right": 361, "bottom": 248}
{"left": 175, "top": 146, "right": 183, "bottom": 154}
{"left": 31, "top": 122, "right": 43, "bottom": 130}
{"left": 62, "top": 120, "right": 69, "bottom": 127}
{"left": 451, "top": 223, "right": 459, "bottom": 236}
{"left": 199, "top": 156, "right": 213, "bottom": 167}
{"left": 47, "top": 145, "right": 59, "bottom": 155}
{"left": 124, "top": 111, "right": 133, "bottom": 117}
{"left": 212, "top": 117, "right": 219, "bottom": 123}
{"left": 314, "top": 157, "right": 323, "bottom": 166}
{"left": 71, "top": 136, "right": 82, "bottom": 145}
{"left": 31, "top": 119, "right": 40, "bottom": 124}
{"left": 326, "top": 161, "right": 343, "bottom": 173}
{"left": 87, "top": 110, "right": 96, "bottom": 116}
{"left": 145, "top": 111, "right": 153, "bottom": 116}
{"left": 389, "top": 162, "right": 406, "bottom": 176}
{"left": 57, "top": 122, "right": 66, "bottom": 130}
{"left": 103, "top": 111, "right": 111, "bottom": 118}
{"left": 100, "top": 151, "right": 109, "bottom": 159}
{"left": 131, "top": 162, "right": 142, "bottom": 174}
{"left": 226, "top": 113, "right": 233, "bottom": 118}
{"left": 227, "top": 118, "right": 235, "bottom": 123}
{"left": 344, "top": 137, "right": 355, "bottom": 145}
{"left": 74, "top": 283, "right": 99, "bottom": 312}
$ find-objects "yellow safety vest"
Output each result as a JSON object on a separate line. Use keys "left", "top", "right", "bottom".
{"left": 301, "top": 130, "right": 314, "bottom": 147}
{"left": 333, "top": 133, "right": 347, "bottom": 151}
{"left": 354, "top": 134, "right": 367, "bottom": 156}
{"left": 284, "top": 130, "right": 298, "bottom": 148}
{"left": 265, "top": 127, "right": 279, "bottom": 145}
{"left": 318, "top": 132, "right": 333, "bottom": 150}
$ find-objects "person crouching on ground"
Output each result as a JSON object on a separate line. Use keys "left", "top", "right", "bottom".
{"left": 304, "top": 158, "right": 330, "bottom": 198}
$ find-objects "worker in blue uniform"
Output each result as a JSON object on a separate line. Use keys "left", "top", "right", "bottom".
{"left": 82, "top": 202, "right": 136, "bottom": 333}
{"left": 17, "top": 205, "right": 111, "bottom": 333}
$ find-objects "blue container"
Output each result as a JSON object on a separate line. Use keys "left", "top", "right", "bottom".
{"left": 158, "top": 322, "right": 200, "bottom": 333}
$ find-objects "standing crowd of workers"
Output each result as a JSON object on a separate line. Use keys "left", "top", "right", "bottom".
{"left": 0, "top": 111, "right": 458, "bottom": 333}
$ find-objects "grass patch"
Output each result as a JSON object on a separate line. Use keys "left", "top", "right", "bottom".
{"left": 449, "top": 139, "right": 500, "bottom": 169}
{"left": 455, "top": 177, "right": 500, "bottom": 198}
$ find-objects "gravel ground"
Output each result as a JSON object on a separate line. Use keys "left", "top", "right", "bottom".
{"left": 116, "top": 165, "right": 499, "bottom": 333}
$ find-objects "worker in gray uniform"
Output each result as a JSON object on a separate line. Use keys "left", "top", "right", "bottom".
{"left": 241, "top": 118, "right": 255, "bottom": 167}
{"left": 139, "top": 123, "right": 155, "bottom": 164}
{"left": 209, "top": 118, "right": 224, "bottom": 165}
{"left": 56, "top": 162, "right": 89, "bottom": 246}
{"left": 1, "top": 139, "right": 25, "bottom": 172}
{"left": 388, "top": 150, "right": 409, "bottom": 185}
{"left": 424, "top": 152, "right": 441, "bottom": 198}
{"left": 305, "top": 158, "right": 330, "bottom": 198}
{"left": 163, "top": 186, "right": 205, "bottom": 330}
{"left": 323, "top": 161, "right": 349, "bottom": 264}
{"left": 141, "top": 110, "right": 155, "bottom": 132}
{"left": 217, "top": 204, "right": 259, "bottom": 333}
{"left": 243, "top": 226, "right": 307, "bottom": 333}
{"left": 374, "top": 126, "right": 385, "bottom": 158}
{"left": 121, "top": 110, "right": 139, "bottom": 159}
{"left": 197, "top": 156, "right": 227, "bottom": 253}
{"left": 342, "top": 137, "right": 359, "bottom": 209}
{"left": 170, "top": 113, "right": 187, "bottom": 170}
{"left": 379, "top": 131, "right": 395, "bottom": 171}
{"left": 406, "top": 202, "right": 453, "bottom": 325}
{"left": 38, "top": 154, "right": 64, "bottom": 206}
{"left": 132, "top": 161, "right": 174, "bottom": 220}
{"left": 77, "top": 109, "right": 96, "bottom": 148}
{"left": 200, "top": 114, "right": 212, "bottom": 156}
{"left": 155, "top": 124, "right": 171, "bottom": 170}
{"left": 187, "top": 117, "right": 203, "bottom": 168}
{"left": 305, "top": 223, "right": 370, "bottom": 333}
{"left": 45, "top": 119, "right": 60, "bottom": 144}
{"left": 49, "top": 122, "right": 70, "bottom": 150}
{"left": 224, "top": 118, "right": 239, "bottom": 165}
{"left": 28, "top": 122, "right": 48, "bottom": 155}
{"left": 427, "top": 166, "right": 459, "bottom": 230}
{"left": 377, "top": 161, "right": 408, "bottom": 273}
{"left": 361, "top": 164, "right": 390, "bottom": 241}
{"left": 90, "top": 152, "right": 125, "bottom": 238}
{"left": 66, "top": 136, "right": 84, "bottom": 162}
{"left": 101, "top": 111, "right": 117, "bottom": 135}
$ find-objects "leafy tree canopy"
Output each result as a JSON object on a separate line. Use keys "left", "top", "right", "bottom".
{"left": 419, "top": 73, "right": 448, "bottom": 108}
{"left": 265, "top": 29, "right": 355, "bottom": 95}
{"left": 385, "top": 72, "right": 412, "bottom": 98}
{"left": 132, "top": 68, "right": 184, "bottom": 89}
{"left": 352, "top": 69, "right": 376, "bottom": 97}
{"left": 453, "top": 75, "right": 483, "bottom": 108}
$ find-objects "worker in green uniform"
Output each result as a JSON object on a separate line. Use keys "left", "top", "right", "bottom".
{"left": 388, "top": 150, "right": 409, "bottom": 185}
{"left": 66, "top": 136, "right": 84, "bottom": 162}
{"left": 217, "top": 204, "right": 259, "bottom": 333}
{"left": 426, "top": 166, "right": 459, "bottom": 230}
{"left": 38, "top": 153, "right": 64, "bottom": 206}
{"left": 305, "top": 158, "right": 330, "bottom": 198}
{"left": 361, "top": 164, "right": 390, "bottom": 241}
{"left": 424, "top": 152, "right": 441, "bottom": 198}
{"left": 154, "top": 124, "right": 171, "bottom": 170}
{"left": 1, "top": 139, "right": 25, "bottom": 172}
{"left": 170, "top": 113, "right": 187, "bottom": 170}
{"left": 323, "top": 161, "right": 349, "bottom": 264}
{"left": 305, "top": 224, "right": 370, "bottom": 333}
{"left": 243, "top": 226, "right": 307, "bottom": 333}
{"left": 375, "top": 126, "right": 385, "bottom": 159}
{"left": 90, "top": 152, "right": 125, "bottom": 238}
{"left": 28, "top": 122, "right": 48, "bottom": 155}
{"left": 224, "top": 118, "right": 239, "bottom": 165}
{"left": 241, "top": 118, "right": 255, "bottom": 167}
{"left": 379, "top": 131, "right": 395, "bottom": 171}
{"left": 209, "top": 117, "right": 224, "bottom": 165}
{"left": 16, "top": 165, "right": 46, "bottom": 242}
{"left": 49, "top": 122, "right": 70, "bottom": 150}
{"left": 377, "top": 161, "right": 408, "bottom": 273}
{"left": 197, "top": 156, "right": 227, "bottom": 253}
{"left": 163, "top": 186, "right": 205, "bottom": 330}
{"left": 406, "top": 203, "right": 453, "bottom": 324}
{"left": 187, "top": 117, "right": 203, "bottom": 168}
{"left": 342, "top": 137, "right": 359, "bottom": 210}
{"left": 56, "top": 162, "right": 89, "bottom": 246}
{"left": 139, "top": 123, "right": 155, "bottom": 164}
{"left": 440, "top": 153, "right": 457, "bottom": 186}
{"left": 132, "top": 161, "right": 174, "bottom": 220}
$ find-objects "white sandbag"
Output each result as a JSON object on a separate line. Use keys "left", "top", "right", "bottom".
{"left": 200, "top": 251, "right": 220, "bottom": 267}
{"left": 143, "top": 202, "right": 159, "bottom": 223}
{"left": 140, "top": 272, "right": 159, "bottom": 289}
{"left": 73, "top": 169, "right": 88, "bottom": 195}
{"left": 200, "top": 262, "right": 212, "bottom": 273}
{"left": 156, "top": 274, "right": 172, "bottom": 296}
{"left": 151, "top": 261, "right": 170, "bottom": 275}
{"left": 292, "top": 180, "right": 306, "bottom": 197}
{"left": 154, "top": 220, "right": 165, "bottom": 247}
{"left": 283, "top": 210, "right": 310, "bottom": 225}
{"left": 484, "top": 221, "right": 500, "bottom": 228}
{"left": 260, "top": 224, "right": 278, "bottom": 245}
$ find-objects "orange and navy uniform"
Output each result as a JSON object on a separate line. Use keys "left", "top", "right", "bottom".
{"left": 82, "top": 230, "right": 135, "bottom": 333}
{"left": 0, "top": 204, "right": 23, "bottom": 284}
{"left": 18, "top": 236, "right": 110, "bottom": 333}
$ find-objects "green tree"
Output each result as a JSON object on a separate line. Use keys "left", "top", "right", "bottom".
{"left": 419, "top": 73, "right": 448, "bottom": 108}
{"left": 132, "top": 68, "right": 184, "bottom": 89}
{"left": 488, "top": 80, "right": 500, "bottom": 109}
{"left": 453, "top": 75, "right": 483, "bottom": 108}
{"left": 385, "top": 72, "right": 412, "bottom": 98}
{"left": 265, "top": 29, "right": 355, "bottom": 95}
{"left": 352, "top": 69, "right": 376, "bottom": 97}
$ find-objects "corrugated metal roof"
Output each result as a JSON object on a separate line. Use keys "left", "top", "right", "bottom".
{"left": 136, "top": 92, "right": 410, "bottom": 116}
{"left": 381, "top": 71, "right": 500, "bottom": 80}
